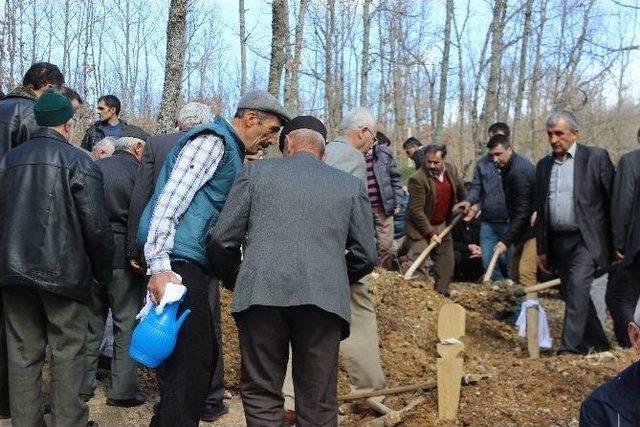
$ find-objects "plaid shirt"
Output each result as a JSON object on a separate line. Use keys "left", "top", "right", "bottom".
{"left": 144, "top": 134, "right": 225, "bottom": 274}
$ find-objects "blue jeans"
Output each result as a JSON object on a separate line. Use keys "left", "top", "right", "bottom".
{"left": 479, "top": 221, "right": 512, "bottom": 281}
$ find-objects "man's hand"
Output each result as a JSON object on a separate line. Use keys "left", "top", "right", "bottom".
{"left": 468, "top": 244, "right": 482, "bottom": 258}
{"left": 615, "top": 250, "right": 625, "bottom": 260}
{"left": 453, "top": 201, "right": 471, "bottom": 214}
{"left": 129, "top": 258, "right": 145, "bottom": 275}
{"left": 147, "top": 271, "right": 182, "bottom": 305}
{"left": 495, "top": 241, "right": 508, "bottom": 255}
{"left": 463, "top": 205, "right": 478, "bottom": 222}
{"left": 530, "top": 211, "right": 537, "bottom": 227}
{"left": 538, "top": 254, "right": 552, "bottom": 275}
{"left": 430, "top": 234, "right": 442, "bottom": 245}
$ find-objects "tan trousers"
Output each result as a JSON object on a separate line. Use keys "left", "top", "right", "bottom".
{"left": 283, "top": 281, "right": 386, "bottom": 410}
{"left": 372, "top": 207, "right": 396, "bottom": 270}
{"left": 399, "top": 223, "right": 454, "bottom": 294}
{"left": 511, "top": 238, "right": 537, "bottom": 288}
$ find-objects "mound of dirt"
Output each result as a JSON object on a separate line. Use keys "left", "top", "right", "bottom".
{"left": 87, "top": 268, "right": 635, "bottom": 426}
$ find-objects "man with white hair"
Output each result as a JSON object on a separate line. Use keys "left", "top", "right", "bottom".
{"left": 279, "top": 109, "right": 386, "bottom": 423}
{"left": 80, "top": 135, "right": 147, "bottom": 406}
{"left": 535, "top": 110, "right": 614, "bottom": 354}
{"left": 91, "top": 137, "right": 116, "bottom": 160}
{"left": 580, "top": 309, "right": 640, "bottom": 424}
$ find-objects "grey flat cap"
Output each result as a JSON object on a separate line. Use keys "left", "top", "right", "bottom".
{"left": 236, "top": 90, "right": 290, "bottom": 124}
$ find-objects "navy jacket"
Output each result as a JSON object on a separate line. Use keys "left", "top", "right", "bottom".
{"left": 466, "top": 155, "right": 509, "bottom": 223}
{"left": 371, "top": 144, "right": 404, "bottom": 216}
{"left": 580, "top": 360, "right": 640, "bottom": 426}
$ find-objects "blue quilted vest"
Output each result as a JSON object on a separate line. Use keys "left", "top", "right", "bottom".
{"left": 137, "top": 117, "right": 245, "bottom": 270}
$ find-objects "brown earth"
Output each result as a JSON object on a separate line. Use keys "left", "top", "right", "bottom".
{"left": 79, "top": 268, "right": 635, "bottom": 426}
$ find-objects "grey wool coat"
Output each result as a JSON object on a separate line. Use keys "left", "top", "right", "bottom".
{"left": 208, "top": 152, "right": 378, "bottom": 337}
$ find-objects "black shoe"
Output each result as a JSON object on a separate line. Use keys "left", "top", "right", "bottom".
{"left": 106, "top": 393, "right": 147, "bottom": 408}
{"left": 44, "top": 400, "right": 52, "bottom": 414}
{"left": 200, "top": 402, "right": 229, "bottom": 422}
{"left": 79, "top": 392, "right": 94, "bottom": 402}
{"left": 87, "top": 422, "right": 99, "bottom": 427}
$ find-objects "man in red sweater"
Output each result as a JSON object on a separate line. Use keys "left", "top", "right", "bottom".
{"left": 400, "top": 144, "right": 466, "bottom": 295}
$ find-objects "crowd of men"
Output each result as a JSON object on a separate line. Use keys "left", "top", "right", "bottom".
{"left": 0, "top": 61, "right": 639, "bottom": 427}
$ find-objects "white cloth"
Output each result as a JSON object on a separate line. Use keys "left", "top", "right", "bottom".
{"left": 136, "top": 282, "right": 187, "bottom": 320}
{"left": 515, "top": 299, "right": 552, "bottom": 349}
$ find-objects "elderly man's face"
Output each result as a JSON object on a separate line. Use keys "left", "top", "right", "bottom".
{"left": 546, "top": 119, "right": 578, "bottom": 157}
{"left": 244, "top": 112, "right": 283, "bottom": 154}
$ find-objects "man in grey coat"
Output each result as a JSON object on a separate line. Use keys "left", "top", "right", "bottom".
{"left": 209, "top": 116, "right": 377, "bottom": 426}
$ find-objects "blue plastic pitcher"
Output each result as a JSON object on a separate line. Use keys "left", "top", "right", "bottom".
{"left": 129, "top": 300, "right": 191, "bottom": 368}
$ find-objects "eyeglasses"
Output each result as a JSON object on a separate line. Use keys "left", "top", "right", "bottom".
{"left": 364, "top": 128, "right": 377, "bottom": 145}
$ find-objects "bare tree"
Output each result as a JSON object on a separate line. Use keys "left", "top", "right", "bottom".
{"left": 156, "top": 0, "right": 188, "bottom": 133}
{"left": 359, "top": 0, "right": 373, "bottom": 107}
{"left": 512, "top": 0, "right": 534, "bottom": 142}
{"left": 479, "top": 0, "right": 507, "bottom": 137}
{"left": 239, "top": 0, "right": 247, "bottom": 95}
{"left": 268, "top": 0, "right": 288, "bottom": 97}
{"left": 432, "top": 0, "right": 453, "bottom": 145}
{"left": 284, "top": 0, "right": 310, "bottom": 114}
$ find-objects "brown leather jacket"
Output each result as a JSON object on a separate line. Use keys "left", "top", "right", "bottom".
{"left": 405, "top": 162, "right": 466, "bottom": 240}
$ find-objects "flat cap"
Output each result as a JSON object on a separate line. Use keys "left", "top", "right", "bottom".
{"left": 236, "top": 90, "right": 290, "bottom": 124}
{"left": 278, "top": 115, "right": 327, "bottom": 152}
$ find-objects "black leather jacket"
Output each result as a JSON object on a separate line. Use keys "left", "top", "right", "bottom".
{"left": 0, "top": 87, "right": 41, "bottom": 159}
{"left": 499, "top": 152, "right": 536, "bottom": 246}
{"left": 0, "top": 128, "right": 114, "bottom": 303}
{"left": 96, "top": 151, "right": 140, "bottom": 268}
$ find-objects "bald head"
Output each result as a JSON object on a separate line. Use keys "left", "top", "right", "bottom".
{"left": 284, "top": 129, "right": 325, "bottom": 158}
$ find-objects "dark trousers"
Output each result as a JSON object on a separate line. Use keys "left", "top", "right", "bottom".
{"left": 551, "top": 231, "right": 610, "bottom": 354}
{"left": 81, "top": 268, "right": 144, "bottom": 400}
{"left": 150, "top": 261, "right": 215, "bottom": 427}
{"left": 0, "top": 294, "right": 9, "bottom": 414}
{"left": 606, "top": 260, "right": 640, "bottom": 347}
{"left": 203, "top": 281, "right": 225, "bottom": 410}
{"left": 235, "top": 305, "right": 342, "bottom": 427}
{"left": 3, "top": 286, "right": 88, "bottom": 427}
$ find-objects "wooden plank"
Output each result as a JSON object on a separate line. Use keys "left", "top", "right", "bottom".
{"left": 437, "top": 303, "right": 466, "bottom": 341}
{"left": 526, "top": 292, "right": 540, "bottom": 359}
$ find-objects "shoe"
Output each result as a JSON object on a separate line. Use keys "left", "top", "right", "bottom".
{"left": 200, "top": 401, "right": 229, "bottom": 422}
{"left": 79, "top": 392, "right": 94, "bottom": 402}
{"left": 282, "top": 410, "right": 297, "bottom": 425}
{"left": 106, "top": 393, "right": 147, "bottom": 408}
{"left": 44, "top": 400, "right": 51, "bottom": 414}
{"left": 87, "top": 422, "right": 99, "bottom": 427}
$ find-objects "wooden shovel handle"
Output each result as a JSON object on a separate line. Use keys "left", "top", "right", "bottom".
{"left": 403, "top": 213, "right": 463, "bottom": 280}
{"left": 482, "top": 248, "right": 501, "bottom": 283}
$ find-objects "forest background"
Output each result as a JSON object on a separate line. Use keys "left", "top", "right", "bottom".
{"left": 1, "top": 0, "right": 639, "bottom": 177}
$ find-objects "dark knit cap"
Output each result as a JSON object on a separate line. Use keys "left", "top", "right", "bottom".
{"left": 278, "top": 115, "right": 327, "bottom": 152}
{"left": 34, "top": 89, "right": 74, "bottom": 127}
{"left": 122, "top": 125, "right": 151, "bottom": 142}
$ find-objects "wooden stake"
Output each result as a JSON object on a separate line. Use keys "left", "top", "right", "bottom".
{"left": 337, "top": 381, "right": 436, "bottom": 402}
{"left": 404, "top": 213, "right": 463, "bottom": 280}
{"left": 526, "top": 292, "right": 540, "bottom": 359}
{"left": 437, "top": 303, "right": 466, "bottom": 421}
{"left": 482, "top": 248, "right": 500, "bottom": 284}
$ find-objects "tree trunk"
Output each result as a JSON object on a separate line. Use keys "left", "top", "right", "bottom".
{"left": 479, "top": 0, "right": 507, "bottom": 139}
{"left": 324, "top": 0, "right": 338, "bottom": 135}
{"left": 470, "top": 25, "right": 491, "bottom": 153}
{"left": 239, "top": 0, "right": 247, "bottom": 95}
{"left": 528, "top": 0, "right": 548, "bottom": 156}
{"left": 284, "top": 0, "right": 309, "bottom": 114}
{"left": 433, "top": 0, "right": 453, "bottom": 144}
{"left": 268, "top": 0, "right": 288, "bottom": 97}
{"left": 359, "top": 0, "right": 373, "bottom": 107}
{"left": 156, "top": 0, "right": 188, "bottom": 133}
{"left": 512, "top": 0, "right": 534, "bottom": 143}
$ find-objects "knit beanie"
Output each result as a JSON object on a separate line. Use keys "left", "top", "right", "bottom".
{"left": 34, "top": 89, "right": 74, "bottom": 127}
